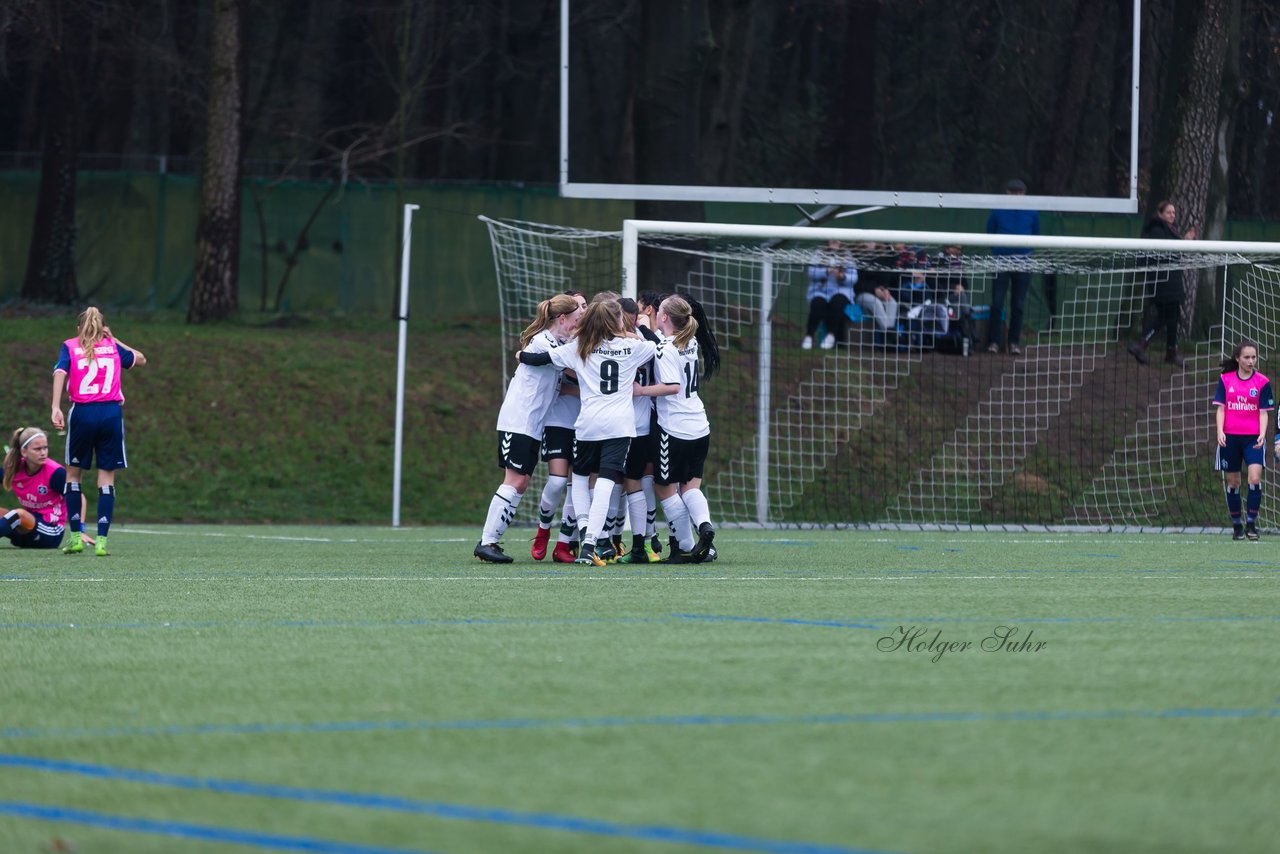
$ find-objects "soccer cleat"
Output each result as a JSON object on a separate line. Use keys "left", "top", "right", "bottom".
{"left": 62, "top": 531, "right": 84, "bottom": 554}
{"left": 94, "top": 536, "right": 109, "bottom": 557}
{"left": 986, "top": 342, "right": 999, "bottom": 354}
{"left": 690, "top": 521, "right": 716, "bottom": 562}
{"left": 552, "top": 541, "right": 577, "bottom": 563}
{"left": 649, "top": 534, "right": 663, "bottom": 556}
{"left": 820, "top": 333, "right": 836, "bottom": 349}
{"left": 531, "top": 526, "right": 551, "bottom": 560}
{"left": 665, "top": 536, "right": 694, "bottom": 564}
{"left": 801, "top": 336, "right": 813, "bottom": 350}
{"left": 611, "top": 535, "right": 626, "bottom": 558}
{"left": 643, "top": 541, "right": 661, "bottom": 562}
{"left": 1008, "top": 344, "right": 1021, "bottom": 355}
{"left": 474, "top": 541, "right": 514, "bottom": 563}
{"left": 595, "top": 539, "right": 618, "bottom": 564}
{"left": 1232, "top": 524, "right": 1245, "bottom": 541}
{"left": 1246, "top": 521, "right": 1260, "bottom": 541}
{"left": 1127, "top": 340, "right": 1150, "bottom": 364}
{"left": 2, "top": 507, "right": 36, "bottom": 533}
{"left": 575, "top": 543, "right": 607, "bottom": 567}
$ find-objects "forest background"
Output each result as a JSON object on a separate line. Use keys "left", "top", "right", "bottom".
{"left": 2, "top": 0, "right": 1278, "bottom": 331}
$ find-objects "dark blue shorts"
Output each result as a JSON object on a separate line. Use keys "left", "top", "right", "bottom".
{"left": 1216, "top": 433, "right": 1265, "bottom": 473}
{"left": 4, "top": 522, "right": 65, "bottom": 550}
{"left": 66, "top": 401, "right": 128, "bottom": 471}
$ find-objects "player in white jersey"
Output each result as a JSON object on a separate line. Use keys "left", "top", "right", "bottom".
{"left": 635, "top": 295, "right": 722, "bottom": 563}
{"left": 519, "top": 298, "right": 657, "bottom": 566}
{"left": 532, "top": 290, "right": 589, "bottom": 563}
{"left": 615, "top": 298, "right": 662, "bottom": 563}
{"left": 474, "top": 294, "right": 583, "bottom": 563}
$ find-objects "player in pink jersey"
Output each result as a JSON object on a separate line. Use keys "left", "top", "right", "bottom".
{"left": 1213, "top": 339, "right": 1274, "bottom": 540}
{"left": 51, "top": 307, "right": 147, "bottom": 557}
{"left": 2, "top": 426, "right": 92, "bottom": 550}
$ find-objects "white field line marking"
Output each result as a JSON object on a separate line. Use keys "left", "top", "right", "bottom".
{"left": 121, "top": 528, "right": 469, "bottom": 544}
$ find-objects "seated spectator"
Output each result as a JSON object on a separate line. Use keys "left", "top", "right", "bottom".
{"left": 853, "top": 241, "right": 899, "bottom": 335}
{"left": 802, "top": 240, "right": 858, "bottom": 349}
{"left": 895, "top": 249, "right": 949, "bottom": 348}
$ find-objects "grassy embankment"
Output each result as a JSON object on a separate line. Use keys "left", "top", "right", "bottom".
{"left": 1, "top": 313, "right": 506, "bottom": 525}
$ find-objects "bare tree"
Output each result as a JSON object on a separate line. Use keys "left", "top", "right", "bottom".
{"left": 16, "top": 0, "right": 86, "bottom": 304}
{"left": 190, "top": 0, "right": 243, "bottom": 323}
{"left": 1163, "top": 0, "right": 1231, "bottom": 337}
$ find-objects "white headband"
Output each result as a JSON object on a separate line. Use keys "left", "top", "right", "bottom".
{"left": 20, "top": 431, "right": 46, "bottom": 449}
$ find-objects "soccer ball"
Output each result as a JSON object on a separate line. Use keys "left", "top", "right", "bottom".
{"left": 2, "top": 507, "right": 36, "bottom": 533}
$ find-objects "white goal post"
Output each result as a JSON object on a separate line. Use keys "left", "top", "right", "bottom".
{"left": 484, "top": 215, "right": 1280, "bottom": 529}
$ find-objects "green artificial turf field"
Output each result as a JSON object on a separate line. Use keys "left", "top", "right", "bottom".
{"left": 1, "top": 526, "right": 1275, "bottom": 853}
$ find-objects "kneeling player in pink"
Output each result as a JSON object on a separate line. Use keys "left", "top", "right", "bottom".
{"left": 1, "top": 426, "right": 94, "bottom": 550}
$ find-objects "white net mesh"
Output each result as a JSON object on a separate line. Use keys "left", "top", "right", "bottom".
{"left": 482, "top": 216, "right": 1280, "bottom": 528}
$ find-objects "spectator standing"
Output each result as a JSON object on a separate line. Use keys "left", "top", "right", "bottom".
{"left": 802, "top": 240, "right": 858, "bottom": 350}
{"left": 984, "top": 178, "right": 1041, "bottom": 355}
{"left": 1127, "top": 200, "right": 1198, "bottom": 368}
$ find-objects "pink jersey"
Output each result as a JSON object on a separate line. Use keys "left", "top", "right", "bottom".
{"left": 10, "top": 459, "right": 66, "bottom": 526}
{"left": 1214, "top": 370, "right": 1275, "bottom": 435}
{"left": 63, "top": 336, "right": 126, "bottom": 403}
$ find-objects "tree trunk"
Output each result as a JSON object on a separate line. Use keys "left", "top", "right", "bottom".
{"left": 1166, "top": 0, "right": 1229, "bottom": 338}
{"left": 22, "top": 47, "right": 80, "bottom": 304}
{"left": 189, "top": 0, "right": 243, "bottom": 324}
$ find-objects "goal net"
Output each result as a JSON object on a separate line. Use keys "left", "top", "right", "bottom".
{"left": 482, "top": 216, "right": 1280, "bottom": 529}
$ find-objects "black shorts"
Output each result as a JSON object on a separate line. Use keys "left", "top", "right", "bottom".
{"left": 574, "top": 437, "right": 631, "bottom": 481}
{"left": 624, "top": 431, "right": 655, "bottom": 480}
{"left": 655, "top": 430, "right": 710, "bottom": 486}
{"left": 496, "top": 431, "right": 541, "bottom": 475}
{"left": 541, "top": 426, "right": 575, "bottom": 462}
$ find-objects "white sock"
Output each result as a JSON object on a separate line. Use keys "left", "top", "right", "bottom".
{"left": 627, "top": 490, "right": 648, "bottom": 540}
{"left": 641, "top": 475, "right": 657, "bottom": 537}
{"left": 539, "top": 475, "right": 567, "bottom": 528}
{"left": 571, "top": 474, "right": 593, "bottom": 541}
{"left": 681, "top": 487, "right": 711, "bottom": 528}
{"left": 482, "top": 484, "right": 523, "bottom": 544}
{"left": 609, "top": 482, "right": 626, "bottom": 538}
{"left": 585, "top": 477, "right": 616, "bottom": 544}
{"left": 661, "top": 493, "right": 694, "bottom": 552}
{"left": 557, "top": 489, "right": 576, "bottom": 544}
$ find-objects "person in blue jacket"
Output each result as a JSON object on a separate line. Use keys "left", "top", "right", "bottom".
{"left": 984, "top": 179, "right": 1040, "bottom": 356}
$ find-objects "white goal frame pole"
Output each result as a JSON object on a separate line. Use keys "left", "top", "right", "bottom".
{"left": 621, "top": 219, "right": 1280, "bottom": 256}
{"left": 756, "top": 260, "right": 773, "bottom": 524}
{"left": 392, "top": 203, "right": 419, "bottom": 528}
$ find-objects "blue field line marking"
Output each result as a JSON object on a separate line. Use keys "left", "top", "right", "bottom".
{"left": 752, "top": 539, "right": 819, "bottom": 546}
{"left": 0, "top": 800, "right": 434, "bottom": 853}
{"left": 671, "top": 614, "right": 881, "bottom": 629}
{"left": 4, "top": 611, "right": 1274, "bottom": 635}
{"left": 0, "top": 756, "right": 891, "bottom": 854}
{"left": 4, "top": 705, "right": 1277, "bottom": 743}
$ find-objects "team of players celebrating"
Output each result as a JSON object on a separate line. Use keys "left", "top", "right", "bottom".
{"left": 475, "top": 290, "right": 721, "bottom": 565}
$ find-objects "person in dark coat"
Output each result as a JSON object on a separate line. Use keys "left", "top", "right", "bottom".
{"left": 1128, "top": 200, "right": 1198, "bottom": 367}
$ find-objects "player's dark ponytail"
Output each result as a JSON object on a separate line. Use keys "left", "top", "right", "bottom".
{"left": 682, "top": 295, "right": 720, "bottom": 380}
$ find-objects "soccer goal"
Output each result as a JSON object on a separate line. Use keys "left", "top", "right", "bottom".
{"left": 482, "top": 215, "right": 1280, "bottom": 530}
